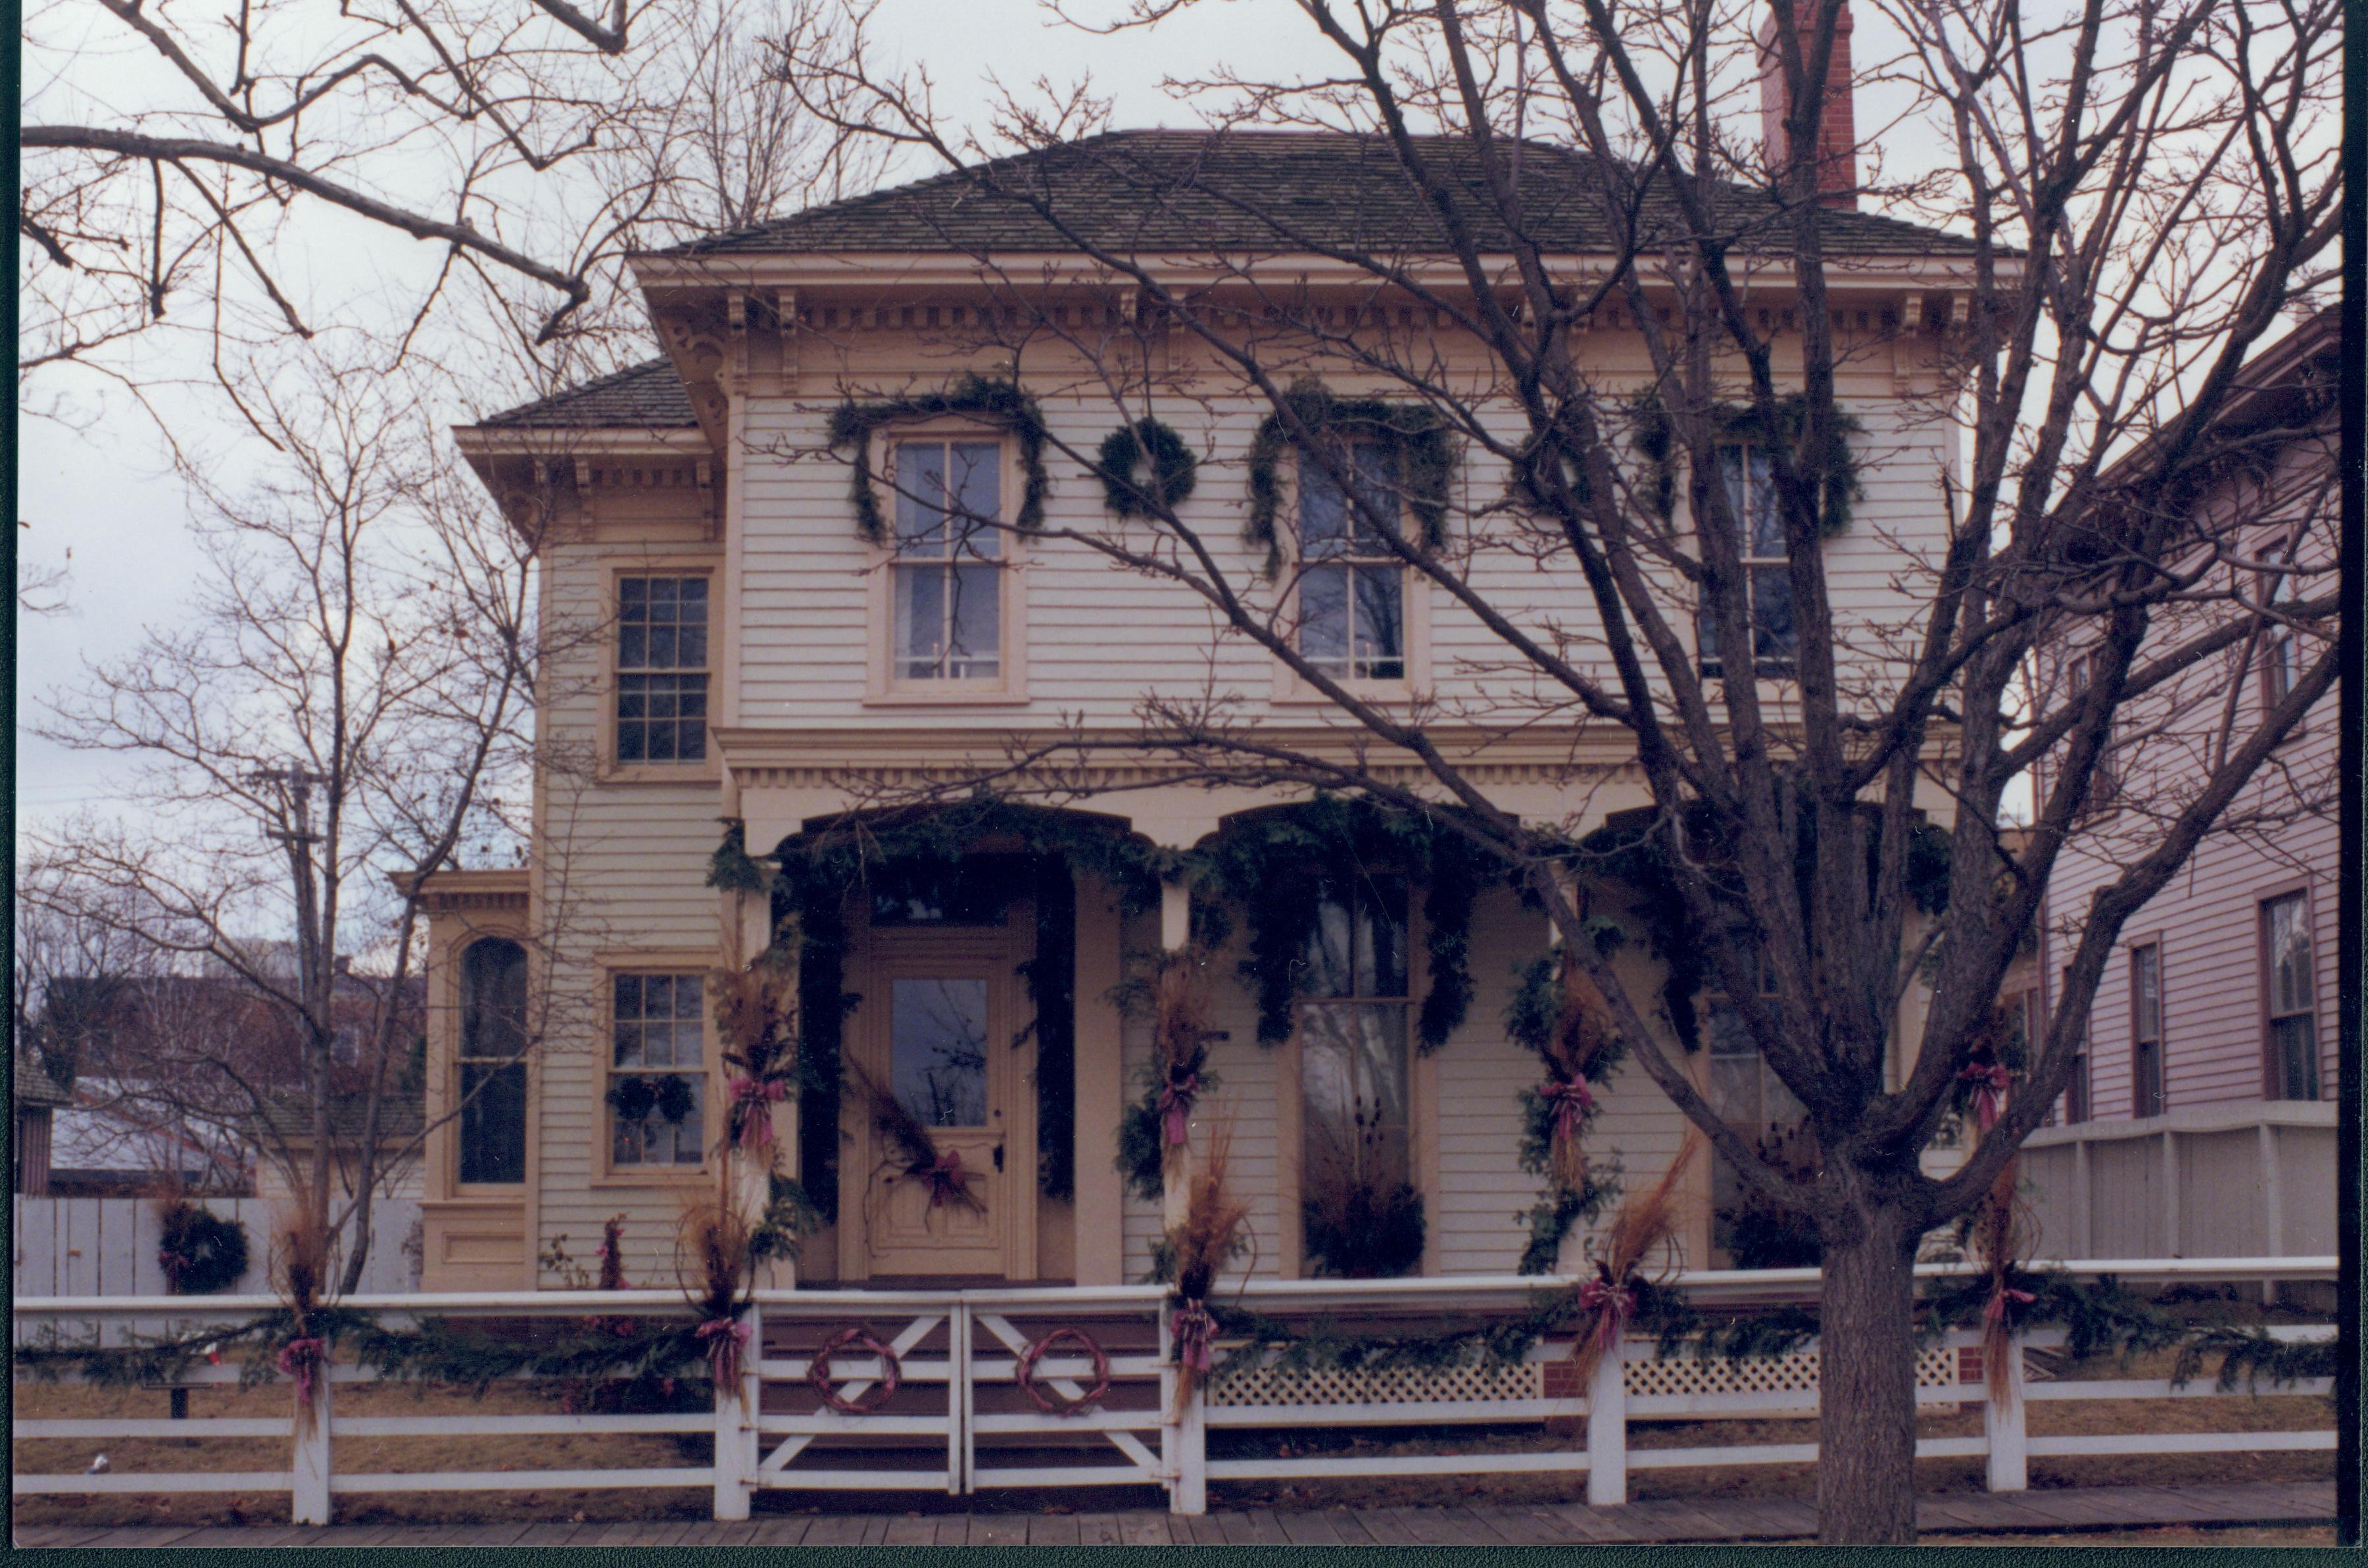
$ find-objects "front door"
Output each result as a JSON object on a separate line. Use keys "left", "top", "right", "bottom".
{"left": 842, "top": 925, "right": 1037, "bottom": 1282}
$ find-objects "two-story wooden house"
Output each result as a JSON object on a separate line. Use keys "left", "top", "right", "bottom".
{"left": 416, "top": 125, "right": 1991, "bottom": 1294}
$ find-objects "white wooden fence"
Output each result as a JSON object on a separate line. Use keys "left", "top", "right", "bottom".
{"left": 2018, "top": 1103, "right": 2337, "bottom": 1261}
{"left": 10, "top": 1257, "right": 2336, "bottom": 1525}
{"left": 12, "top": 1197, "right": 422, "bottom": 1299}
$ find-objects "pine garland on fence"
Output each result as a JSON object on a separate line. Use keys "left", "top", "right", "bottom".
{"left": 825, "top": 375, "right": 1051, "bottom": 544}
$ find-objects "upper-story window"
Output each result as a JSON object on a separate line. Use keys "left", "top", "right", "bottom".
{"left": 458, "top": 938, "right": 528, "bottom": 1185}
{"left": 892, "top": 439, "right": 1003, "bottom": 681}
{"left": 2066, "top": 648, "right": 2119, "bottom": 815}
{"left": 2129, "top": 942, "right": 2164, "bottom": 1118}
{"left": 1700, "top": 444, "right": 1796, "bottom": 673}
{"left": 1297, "top": 444, "right": 1407, "bottom": 681}
{"left": 616, "top": 576, "right": 708, "bottom": 763}
{"left": 2263, "top": 892, "right": 2319, "bottom": 1101}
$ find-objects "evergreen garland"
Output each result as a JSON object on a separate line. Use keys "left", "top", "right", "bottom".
{"left": 157, "top": 1200, "right": 250, "bottom": 1295}
{"left": 1504, "top": 951, "right": 1627, "bottom": 1273}
{"left": 1628, "top": 391, "right": 1865, "bottom": 535}
{"left": 706, "top": 820, "right": 769, "bottom": 895}
{"left": 1244, "top": 379, "right": 1457, "bottom": 575}
{"left": 1095, "top": 417, "right": 1198, "bottom": 517}
{"left": 825, "top": 374, "right": 1052, "bottom": 544}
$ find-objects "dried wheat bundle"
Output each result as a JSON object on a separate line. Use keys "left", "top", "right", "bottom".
{"left": 1165, "top": 1126, "right": 1250, "bottom": 1416}
{"left": 1568, "top": 1133, "right": 1700, "bottom": 1390}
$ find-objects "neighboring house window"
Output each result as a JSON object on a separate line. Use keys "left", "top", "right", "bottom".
{"left": 2066, "top": 648, "right": 2119, "bottom": 814}
{"left": 1298, "top": 443, "right": 1407, "bottom": 680}
{"left": 2263, "top": 893, "right": 2319, "bottom": 1101}
{"left": 1700, "top": 444, "right": 1796, "bottom": 673}
{"left": 2262, "top": 627, "right": 2301, "bottom": 709}
{"left": 2129, "top": 943, "right": 2163, "bottom": 1118}
{"left": 458, "top": 938, "right": 528, "bottom": 1185}
{"left": 2056, "top": 968, "right": 2090, "bottom": 1124}
{"left": 616, "top": 576, "right": 708, "bottom": 762}
{"left": 1299, "top": 870, "right": 1414, "bottom": 1270}
{"left": 892, "top": 439, "right": 1003, "bottom": 680}
{"left": 610, "top": 973, "right": 705, "bottom": 1167}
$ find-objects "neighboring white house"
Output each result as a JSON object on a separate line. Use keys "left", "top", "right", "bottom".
{"left": 414, "top": 106, "right": 2001, "bottom": 1293}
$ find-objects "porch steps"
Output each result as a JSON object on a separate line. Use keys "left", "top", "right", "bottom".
{"left": 12, "top": 1480, "right": 2337, "bottom": 1546}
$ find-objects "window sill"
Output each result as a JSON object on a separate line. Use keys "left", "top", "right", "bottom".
{"left": 426, "top": 1193, "right": 528, "bottom": 1208}
{"left": 1269, "top": 678, "right": 1420, "bottom": 706}
{"left": 598, "top": 761, "right": 723, "bottom": 787}
{"left": 591, "top": 1168, "right": 713, "bottom": 1187}
{"left": 863, "top": 684, "right": 1030, "bottom": 707}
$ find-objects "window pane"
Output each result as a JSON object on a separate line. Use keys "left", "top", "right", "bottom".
{"left": 458, "top": 1061, "right": 526, "bottom": 1184}
{"left": 1300, "top": 1001, "right": 1411, "bottom": 1195}
{"left": 949, "top": 442, "right": 1001, "bottom": 555}
{"left": 896, "top": 563, "right": 947, "bottom": 677}
{"left": 1350, "top": 442, "right": 1401, "bottom": 549}
{"left": 2132, "top": 947, "right": 2161, "bottom": 1041}
{"left": 946, "top": 562, "right": 1000, "bottom": 677}
{"left": 896, "top": 441, "right": 949, "bottom": 554}
{"left": 1358, "top": 875, "right": 1408, "bottom": 997}
{"left": 2267, "top": 895, "right": 2312, "bottom": 1015}
{"left": 462, "top": 939, "right": 529, "bottom": 1060}
{"left": 1300, "top": 563, "right": 1349, "bottom": 668}
{"left": 890, "top": 977, "right": 990, "bottom": 1128}
{"left": 1299, "top": 456, "right": 1351, "bottom": 556}
{"left": 2274, "top": 1015, "right": 2320, "bottom": 1100}
{"left": 1751, "top": 565, "right": 1796, "bottom": 659}
{"left": 1352, "top": 564, "right": 1405, "bottom": 679}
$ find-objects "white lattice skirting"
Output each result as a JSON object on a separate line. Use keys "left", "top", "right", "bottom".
{"left": 1205, "top": 1342, "right": 1969, "bottom": 1408}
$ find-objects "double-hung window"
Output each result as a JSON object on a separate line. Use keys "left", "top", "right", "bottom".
{"left": 616, "top": 577, "right": 708, "bottom": 763}
{"left": 1298, "top": 443, "right": 1407, "bottom": 681}
{"left": 2263, "top": 893, "right": 2319, "bottom": 1100}
{"left": 610, "top": 972, "right": 705, "bottom": 1168}
{"left": 2056, "top": 967, "right": 2091, "bottom": 1124}
{"left": 458, "top": 938, "right": 528, "bottom": 1185}
{"left": 2129, "top": 943, "right": 2164, "bottom": 1118}
{"left": 1298, "top": 871, "right": 1414, "bottom": 1271}
{"left": 1700, "top": 444, "right": 1796, "bottom": 672}
{"left": 2066, "top": 648, "right": 2119, "bottom": 814}
{"left": 892, "top": 439, "right": 1003, "bottom": 682}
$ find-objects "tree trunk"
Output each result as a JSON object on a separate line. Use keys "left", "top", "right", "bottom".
{"left": 1816, "top": 1189, "right": 1922, "bottom": 1543}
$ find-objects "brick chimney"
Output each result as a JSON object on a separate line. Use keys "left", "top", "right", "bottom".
{"left": 1758, "top": 0, "right": 1858, "bottom": 210}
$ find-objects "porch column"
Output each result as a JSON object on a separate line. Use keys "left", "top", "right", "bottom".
{"left": 1073, "top": 873, "right": 1126, "bottom": 1286}
{"left": 1159, "top": 881, "right": 1196, "bottom": 1235}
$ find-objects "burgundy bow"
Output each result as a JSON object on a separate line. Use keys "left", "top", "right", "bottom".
{"left": 1539, "top": 1077, "right": 1595, "bottom": 1143}
{"left": 1983, "top": 1286, "right": 2037, "bottom": 1325}
{"left": 276, "top": 1335, "right": 327, "bottom": 1408}
{"left": 729, "top": 1076, "right": 786, "bottom": 1151}
{"left": 1158, "top": 1070, "right": 1200, "bottom": 1148}
{"left": 1960, "top": 1062, "right": 2012, "bottom": 1131}
{"left": 921, "top": 1149, "right": 970, "bottom": 1208}
{"left": 1171, "top": 1302, "right": 1215, "bottom": 1373}
{"left": 1576, "top": 1272, "right": 1637, "bottom": 1366}
{"left": 698, "top": 1316, "right": 750, "bottom": 1390}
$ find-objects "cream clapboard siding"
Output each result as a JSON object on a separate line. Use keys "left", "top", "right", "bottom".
{"left": 528, "top": 487, "right": 731, "bottom": 1287}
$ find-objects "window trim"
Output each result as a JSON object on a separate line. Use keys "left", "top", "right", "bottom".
{"left": 600, "top": 558, "right": 723, "bottom": 785}
{"left": 2257, "top": 883, "right": 2321, "bottom": 1103}
{"left": 2127, "top": 938, "right": 2164, "bottom": 1119}
{"left": 1270, "top": 445, "right": 1431, "bottom": 703}
{"left": 2064, "top": 646, "right": 2121, "bottom": 819}
{"left": 863, "top": 424, "right": 1030, "bottom": 707}
{"left": 596, "top": 958, "right": 715, "bottom": 1184}
{"left": 1697, "top": 440, "right": 1802, "bottom": 680}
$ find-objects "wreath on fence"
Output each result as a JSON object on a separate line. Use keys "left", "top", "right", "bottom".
{"left": 1015, "top": 1327, "right": 1112, "bottom": 1416}
{"left": 807, "top": 1325, "right": 904, "bottom": 1415}
{"left": 157, "top": 1201, "right": 249, "bottom": 1296}
{"left": 1095, "top": 417, "right": 1198, "bottom": 517}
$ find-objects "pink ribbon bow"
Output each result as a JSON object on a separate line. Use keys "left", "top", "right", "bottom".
{"left": 1576, "top": 1271, "right": 1637, "bottom": 1363}
{"left": 1157, "top": 1070, "right": 1200, "bottom": 1148}
{"left": 1171, "top": 1302, "right": 1215, "bottom": 1373}
{"left": 729, "top": 1077, "right": 786, "bottom": 1151}
{"left": 1959, "top": 1062, "right": 2012, "bottom": 1131}
{"left": 1539, "top": 1077, "right": 1595, "bottom": 1143}
{"left": 1982, "top": 1286, "right": 2037, "bottom": 1325}
{"left": 921, "top": 1149, "right": 970, "bottom": 1208}
{"left": 276, "top": 1335, "right": 327, "bottom": 1408}
{"left": 698, "top": 1316, "right": 750, "bottom": 1390}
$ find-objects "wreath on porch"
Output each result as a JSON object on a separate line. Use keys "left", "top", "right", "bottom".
{"left": 825, "top": 373, "right": 1051, "bottom": 545}
{"left": 844, "top": 1055, "right": 985, "bottom": 1225}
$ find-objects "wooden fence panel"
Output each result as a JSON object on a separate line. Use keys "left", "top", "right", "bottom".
{"left": 12, "top": 1195, "right": 422, "bottom": 1297}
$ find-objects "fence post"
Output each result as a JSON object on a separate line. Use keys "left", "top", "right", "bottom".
{"left": 1983, "top": 1333, "right": 2028, "bottom": 1492}
{"left": 713, "top": 1303, "right": 759, "bottom": 1521}
{"left": 291, "top": 1373, "right": 332, "bottom": 1526}
{"left": 1160, "top": 1300, "right": 1206, "bottom": 1516}
{"left": 1585, "top": 1334, "right": 1627, "bottom": 1507}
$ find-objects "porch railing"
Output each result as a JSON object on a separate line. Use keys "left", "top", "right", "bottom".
{"left": 11, "top": 1256, "right": 2336, "bottom": 1523}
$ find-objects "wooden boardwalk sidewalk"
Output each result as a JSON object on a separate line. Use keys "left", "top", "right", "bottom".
{"left": 11, "top": 1481, "right": 2334, "bottom": 1548}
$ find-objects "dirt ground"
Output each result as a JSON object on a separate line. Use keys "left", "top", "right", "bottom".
{"left": 11, "top": 1344, "right": 2334, "bottom": 1531}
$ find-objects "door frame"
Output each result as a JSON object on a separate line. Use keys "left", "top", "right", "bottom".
{"left": 838, "top": 914, "right": 1039, "bottom": 1284}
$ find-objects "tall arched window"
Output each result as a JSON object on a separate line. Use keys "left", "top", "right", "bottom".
{"left": 458, "top": 938, "right": 529, "bottom": 1185}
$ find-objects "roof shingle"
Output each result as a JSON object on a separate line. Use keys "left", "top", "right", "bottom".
{"left": 662, "top": 128, "right": 1979, "bottom": 260}
{"left": 477, "top": 358, "right": 697, "bottom": 431}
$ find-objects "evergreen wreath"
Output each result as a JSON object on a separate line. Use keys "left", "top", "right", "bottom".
{"left": 825, "top": 373, "right": 1052, "bottom": 545}
{"left": 156, "top": 1200, "right": 249, "bottom": 1295}
{"left": 1095, "top": 417, "right": 1198, "bottom": 516}
{"left": 1628, "top": 390, "right": 1864, "bottom": 535}
{"left": 607, "top": 1073, "right": 697, "bottom": 1126}
{"left": 1244, "top": 378, "right": 1457, "bottom": 575}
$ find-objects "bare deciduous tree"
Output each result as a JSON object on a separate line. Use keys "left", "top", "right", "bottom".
{"left": 768, "top": 0, "right": 2338, "bottom": 1540}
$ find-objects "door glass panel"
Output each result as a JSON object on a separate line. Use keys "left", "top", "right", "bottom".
{"left": 891, "top": 977, "right": 990, "bottom": 1128}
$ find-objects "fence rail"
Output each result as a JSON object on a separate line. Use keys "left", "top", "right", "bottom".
{"left": 11, "top": 1256, "right": 2337, "bottom": 1523}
